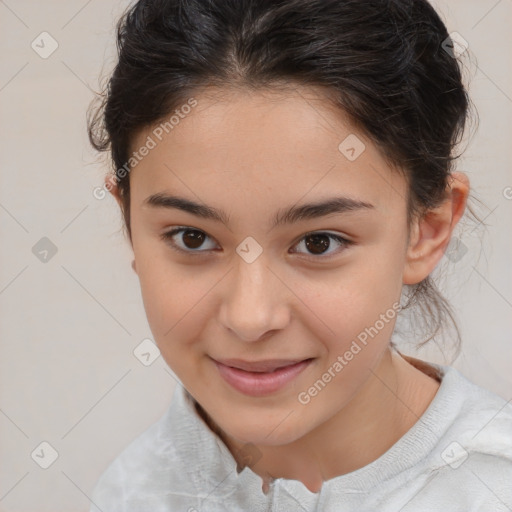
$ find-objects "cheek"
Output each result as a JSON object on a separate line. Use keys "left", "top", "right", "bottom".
{"left": 137, "top": 269, "right": 215, "bottom": 383}
{"left": 308, "top": 260, "right": 402, "bottom": 338}
{"left": 138, "top": 266, "right": 210, "bottom": 336}
{"left": 301, "top": 251, "right": 403, "bottom": 384}
{"left": 314, "top": 289, "right": 399, "bottom": 380}
{"left": 132, "top": 237, "right": 212, "bottom": 358}
{"left": 294, "top": 289, "right": 400, "bottom": 428}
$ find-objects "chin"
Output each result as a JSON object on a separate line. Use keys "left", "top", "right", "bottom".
{"left": 218, "top": 413, "right": 312, "bottom": 448}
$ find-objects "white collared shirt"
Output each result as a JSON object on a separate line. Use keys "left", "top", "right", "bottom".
{"left": 90, "top": 364, "right": 512, "bottom": 511}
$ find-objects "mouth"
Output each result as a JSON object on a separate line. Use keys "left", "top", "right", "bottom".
{"left": 211, "top": 357, "right": 314, "bottom": 397}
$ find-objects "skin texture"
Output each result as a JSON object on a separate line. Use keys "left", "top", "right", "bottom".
{"left": 108, "top": 86, "right": 469, "bottom": 493}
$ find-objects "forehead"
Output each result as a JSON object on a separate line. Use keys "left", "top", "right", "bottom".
{"left": 128, "top": 86, "right": 408, "bottom": 216}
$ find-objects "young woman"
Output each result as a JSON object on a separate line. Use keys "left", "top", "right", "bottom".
{"left": 87, "top": 0, "right": 512, "bottom": 510}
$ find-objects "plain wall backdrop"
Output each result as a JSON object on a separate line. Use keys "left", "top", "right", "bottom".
{"left": 0, "top": 0, "right": 511, "bottom": 510}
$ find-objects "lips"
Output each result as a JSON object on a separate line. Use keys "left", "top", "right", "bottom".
{"left": 211, "top": 357, "right": 314, "bottom": 396}
{"left": 214, "top": 358, "right": 311, "bottom": 373}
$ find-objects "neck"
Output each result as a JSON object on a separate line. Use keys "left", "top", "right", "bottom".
{"left": 208, "top": 348, "right": 440, "bottom": 493}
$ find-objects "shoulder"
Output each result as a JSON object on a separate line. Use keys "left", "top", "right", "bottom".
{"left": 416, "top": 365, "right": 512, "bottom": 510}
{"left": 89, "top": 385, "right": 216, "bottom": 512}
{"left": 436, "top": 365, "right": 512, "bottom": 459}
{"left": 89, "top": 412, "right": 177, "bottom": 511}
{"left": 403, "top": 358, "right": 512, "bottom": 462}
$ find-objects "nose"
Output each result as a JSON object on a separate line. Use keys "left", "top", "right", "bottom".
{"left": 218, "top": 256, "right": 290, "bottom": 342}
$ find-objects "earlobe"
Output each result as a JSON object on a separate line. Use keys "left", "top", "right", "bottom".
{"left": 402, "top": 172, "right": 470, "bottom": 285}
{"left": 131, "top": 259, "right": 137, "bottom": 274}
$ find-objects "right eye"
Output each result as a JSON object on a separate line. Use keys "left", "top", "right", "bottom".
{"left": 160, "top": 227, "right": 219, "bottom": 255}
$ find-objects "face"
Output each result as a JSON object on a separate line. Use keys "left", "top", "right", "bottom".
{"left": 125, "top": 86, "right": 412, "bottom": 446}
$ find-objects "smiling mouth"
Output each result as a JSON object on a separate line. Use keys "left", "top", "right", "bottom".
{"left": 211, "top": 357, "right": 315, "bottom": 396}
{"left": 212, "top": 357, "right": 314, "bottom": 373}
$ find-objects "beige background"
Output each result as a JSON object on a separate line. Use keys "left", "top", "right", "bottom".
{"left": 0, "top": 0, "right": 511, "bottom": 510}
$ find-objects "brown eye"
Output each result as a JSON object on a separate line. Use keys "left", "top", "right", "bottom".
{"left": 181, "top": 229, "right": 205, "bottom": 249}
{"left": 160, "top": 227, "right": 218, "bottom": 254}
{"left": 305, "top": 233, "right": 331, "bottom": 255}
{"left": 291, "top": 231, "right": 353, "bottom": 259}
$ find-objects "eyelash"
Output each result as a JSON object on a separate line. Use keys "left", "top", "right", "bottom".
{"left": 159, "top": 226, "right": 354, "bottom": 260}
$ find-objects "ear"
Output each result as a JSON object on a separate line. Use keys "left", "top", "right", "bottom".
{"left": 402, "top": 172, "right": 470, "bottom": 285}
{"left": 106, "top": 176, "right": 123, "bottom": 207}
{"left": 106, "top": 177, "right": 136, "bottom": 257}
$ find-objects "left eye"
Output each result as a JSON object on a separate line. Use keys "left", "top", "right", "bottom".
{"left": 160, "top": 227, "right": 353, "bottom": 258}
{"left": 290, "top": 231, "right": 353, "bottom": 259}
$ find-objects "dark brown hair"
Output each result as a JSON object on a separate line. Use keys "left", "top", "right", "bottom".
{"left": 87, "top": 0, "right": 484, "bottom": 359}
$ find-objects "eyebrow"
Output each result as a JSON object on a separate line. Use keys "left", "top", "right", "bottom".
{"left": 143, "top": 193, "right": 374, "bottom": 230}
